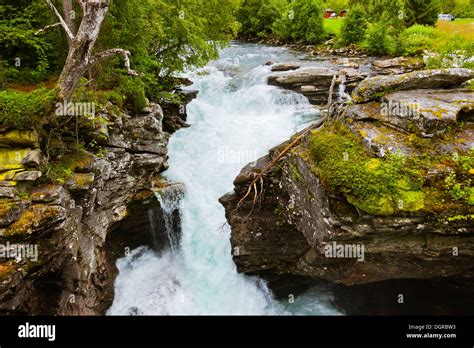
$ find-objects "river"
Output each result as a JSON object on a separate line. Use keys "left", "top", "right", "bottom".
{"left": 108, "top": 42, "right": 342, "bottom": 315}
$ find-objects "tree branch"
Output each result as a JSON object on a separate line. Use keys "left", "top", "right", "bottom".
{"left": 45, "top": 0, "right": 75, "bottom": 40}
{"left": 88, "top": 48, "right": 140, "bottom": 76}
{"left": 35, "top": 22, "right": 61, "bottom": 35}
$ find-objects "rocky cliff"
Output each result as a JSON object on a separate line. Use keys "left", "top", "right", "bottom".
{"left": 221, "top": 67, "right": 474, "bottom": 313}
{"left": 0, "top": 91, "right": 195, "bottom": 315}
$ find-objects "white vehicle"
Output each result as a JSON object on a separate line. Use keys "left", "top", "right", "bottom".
{"left": 438, "top": 14, "right": 455, "bottom": 21}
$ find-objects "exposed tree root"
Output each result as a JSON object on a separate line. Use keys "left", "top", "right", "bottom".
{"left": 231, "top": 118, "right": 325, "bottom": 219}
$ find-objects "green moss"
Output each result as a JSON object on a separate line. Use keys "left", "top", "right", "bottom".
{"left": 44, "top": 149, "right": 93, "bottom": 184}
{"left": 445, "top": 214, "right": 474, "bottom": 223}
{"left": 0, "top": 88, "right": 58, "bottom": 130}
{"left": 289, "top": 163, "right": 303, "bottom": 182}
{"left": 5, "top": 204, "right": 59, "bottom": 236}
{"left": 0, "top": 199, "right": 15, "bottom": 220}
{"left": 308, "top": 122, "right": 425, "bottom": 216}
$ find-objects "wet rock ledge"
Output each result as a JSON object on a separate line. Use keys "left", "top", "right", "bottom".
{"left": 0, "top": 90, "right": 196, "bottom": 315}
{"left": 221, "top": 68, "right": 474, "bottom": 312}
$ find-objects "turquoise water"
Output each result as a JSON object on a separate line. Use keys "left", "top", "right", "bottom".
{"left": 108, "top": 43, "right": 341, "bottom": 315}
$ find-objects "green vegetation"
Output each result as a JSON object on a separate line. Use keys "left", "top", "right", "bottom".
{"left": 340, "top": 5, "right": 367, "bottom": 45}
{"left": 272, "top": 0, "right": 326, "bottom": 43}
{"left": 308, "top": 122, "right": 425, "bottom": 215}
{"left": 0, "top": 87, "right": 58, "bottom": 129}
{"left": 307, "top": 122, "right": 473, "bottom": 216}
{"left": 234, "top": 0, "right": 473, "bottom": 65}
{"left": 404, "top": 0, "right": 440, "bottom": 27}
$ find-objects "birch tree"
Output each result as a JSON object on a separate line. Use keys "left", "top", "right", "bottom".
{"left": 40, "top": 0, "right": 139, "bottom": 101}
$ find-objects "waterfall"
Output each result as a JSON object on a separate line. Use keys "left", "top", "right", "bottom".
{"left": 108, "top": 42, "right": 341, "bottom": 316}
{"left": 154, "top": 185, "right": 185, "bottom": 252}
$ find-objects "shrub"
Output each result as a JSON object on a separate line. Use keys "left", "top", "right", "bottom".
{"left": 425, "top": 39, "right": 474, "bottom": 69}
{"left": 272, "top": 0, "right": 325, "bottom": 44}
{"left": 0, "top": 88, "right": 58, "bottom": 130}
{"left": 404, "top": 0, "right": 440, "bottom": 27}
{"left": 397, "top": 25, "right": 438, "bottom": 56}
{"left": 340, "top": 5, "right": 367, "bottom": 45}
{"left": 237, "top": 0, "right": 287, "bottom": 37}
{"left": 365, "top": 15, "right": 394, "bottom": 55}
{"left": 117, "top": 77, "right": 148, "bottom": 113}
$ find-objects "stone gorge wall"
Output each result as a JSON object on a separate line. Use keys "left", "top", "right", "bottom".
{"left": 0, "top": 92, "right": 195, "bottom": 315}
{"left": 221, "top": 66, "right": 474, "bottom": 314}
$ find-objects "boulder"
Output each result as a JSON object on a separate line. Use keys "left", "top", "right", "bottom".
{"left": 346, "top": 89, "right": 474, "bottom": 135}
{"left": 108, "top": 103, "right": 169, "bottom": 155}
{"left": 0, "top": 130, "right": 39, "bottom": 148}
{"left": 270, "top": 62, "right": 301, "bottom": 72}
{"left": 352, "top": 68, "right": 474, "bottom": 103}
{"left": 0, "top": 149, "right": 41, "bottom": 171}
{"left": 13, "top": 171, "right": 42, "bottom": 182}
{"left": 268, "top": 68, "right": 335, "bottom": 87}
{"left": 372, "top": 57, "right": 425, "bottom": 75}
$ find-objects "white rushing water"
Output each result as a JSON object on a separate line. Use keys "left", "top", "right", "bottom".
{"left": 108, "top": 43, "right": 341, "bottom": 315}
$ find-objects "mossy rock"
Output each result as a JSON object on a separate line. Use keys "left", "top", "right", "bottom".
{"left": 0, "top": 130, "right": 39, "bottom": 148}
{"left": 308, "top": 122, "right": 426, "bottom": 216}
{"left": 4, "top": 204, "right": 65, "bottom": 236}
{"left": 0, "top": 148, "right": 40, "bottom": 171}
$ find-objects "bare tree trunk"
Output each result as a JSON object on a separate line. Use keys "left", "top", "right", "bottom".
{"left": 42, "top": 0, "right": 138, "bottom": 102}
{"left": 57, "top": 1, "right": 109, "bottom": 101}
{"left": 62, "top": 0, "right": 75, "bottom": 48}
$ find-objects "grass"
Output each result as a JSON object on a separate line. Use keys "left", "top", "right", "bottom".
{"left": 436, "top": 18, "right": 474, "bottom": 41}
{"left": 324, "top": 18, "right": 344, "bottom": 35}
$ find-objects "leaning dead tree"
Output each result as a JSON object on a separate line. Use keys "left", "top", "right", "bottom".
{"left": 39, "top": 0, "right": 139, "bottom": 101}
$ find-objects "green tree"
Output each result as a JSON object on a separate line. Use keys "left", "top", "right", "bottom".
{"left": 340, "top": 4, "right": 367, "bottom": 44}
{"left": 404, "top": 0, "right": 440, "bottom": 26}
{"left": 273, "top": 0, "right": 325, "bottom": 44}
{"left": 237, "top": 0, "right": 287, "bottom": 37}
{"left": 365, "top": 13, "right": 393, "bottom": 54}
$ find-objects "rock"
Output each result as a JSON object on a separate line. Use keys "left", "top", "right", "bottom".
{"left": 65, "top": 173, "right": 95, "bottom": 192}
{"left": 0, "top": 181, "right": 16, "bottom": 187}
{"left": 221, "top": 84, "right": 474, "bottom": 289}
{"left": 0, "top": 99, "right": 191, "bottom": 315}
{"left": 3, "top": 204, "right": 67, "bottom": 236}
{"left": 29, "top": 185, "right": 68, "bottom": 204}
{"left": 132, "top": 154, "right": 166, "bottom": 171}
{"left": 334, "top": 58, "right": 359, "bottom": 69}
{"left": 108, "top": 103, "right": 169, "bottom": 155}
{"left": 13, "top": 171, "right": 42, "bottom": 182}
{"left": 0, "top": 130, "right": 39, "bottom": 148}
{"left": 0, "top": 187, "right": 15, "bottom": 198}
{"left": 352, "top": 68, "right": 474, "bottom": 103}
{"left": 271, "top": 62, "right": 301, "bottom": 72}
{"left": 372, "top": 57, "right": 425, "bottom": 75}
{"left": 161, "top": 90, "right": 198, "bottom": 133}
{"left": 0, "top": 169, "right": 23, "bottom": 181}
{"left": 0, "top": 199, "right": 25, "bottom": 227}
{"left": 346, "top": 89, "right": 474, "bottom": 135}
{"left": 0, "top": 149, "right": 41, "bottom": 171}
{"left": 268, "top": 67, "right": 366, "bottom": 105}
{"left": 268, "top": 68, "right": 335, "bottom": 87}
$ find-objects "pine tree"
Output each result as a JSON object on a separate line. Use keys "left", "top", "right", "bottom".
{"left": 404, "top": 0, "right": 440, "bottom": 27}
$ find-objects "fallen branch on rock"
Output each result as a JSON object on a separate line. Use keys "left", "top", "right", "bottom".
{"left": 231, "top": 118, "right": 325, "bottom": 219}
